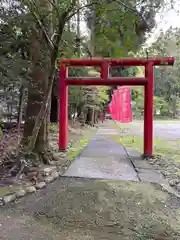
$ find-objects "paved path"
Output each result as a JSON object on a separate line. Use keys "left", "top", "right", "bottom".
{"left": 64, "top": 127, "right": 139, "bottom": 181}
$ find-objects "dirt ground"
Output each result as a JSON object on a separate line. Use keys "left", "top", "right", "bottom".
{"left": 0, "top": 177, "right": 180, "bottom": 239}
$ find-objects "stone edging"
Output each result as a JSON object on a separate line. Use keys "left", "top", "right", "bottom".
{"left": 0, "top": 125, "right": 98, "bottom": 206}
{"left": 0, "top": 159, "right": 71, "bottom": 206}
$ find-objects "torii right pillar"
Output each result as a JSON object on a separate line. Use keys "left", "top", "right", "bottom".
{"left": 143, "top": 59, "right": 175, "bottom": 158}
{"left": 143, "top": 62, "right": 154, "bottom": 158}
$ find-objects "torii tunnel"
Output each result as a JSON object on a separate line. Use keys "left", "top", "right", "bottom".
{"left": 59, "top": 57, "right": 174, "bottom": 158}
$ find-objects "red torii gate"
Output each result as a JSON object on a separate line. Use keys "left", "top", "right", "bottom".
{"left": 59, "top": 57, "right": 174, "bottom": 158}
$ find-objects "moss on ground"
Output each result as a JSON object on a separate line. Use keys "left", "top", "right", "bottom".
{"left": 0, "top": 185, "right": 21, "bottom": 197}
{"left": 48, "top": 123, "right": 58, "bottom": 133}
{"left": 0, "top": 187, "right": 13, "bottom": 197}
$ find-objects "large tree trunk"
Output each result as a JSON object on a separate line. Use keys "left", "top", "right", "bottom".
{"left": 22, "top": 21, "right": 50, "bottom": 155}
{"left": 19, "top": 0, "right": 75, "bottom": 166}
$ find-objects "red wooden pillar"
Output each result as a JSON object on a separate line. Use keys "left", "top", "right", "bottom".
{"left": 101, "top": 61, "right": 109, "bottom": 80}
{"left": 143, "top": 62, "right": 154, "bottom": 157}
{"left": 59, "top": 63, "right": 68, "bottom": 151}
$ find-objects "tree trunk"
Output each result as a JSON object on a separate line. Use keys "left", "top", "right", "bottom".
{"left": 86, "top": 108, "right": 93, "bottom": 125}
{"left": 50, "top": 93, "right": 58, "bottom": 123}
{"left": 90, "top": 5, "right": 96, "bottom": 56}
{"left": 17, "top": 84, "right": 25, "bottom": 144}
{"left": 76, "top": 0, "right": 81, "bottom": 57}
{"left": 22, "top": 22, "right": 49, "bottom": 155}
{"left": 19, "top": 0, "right": 75, "bottom": 166}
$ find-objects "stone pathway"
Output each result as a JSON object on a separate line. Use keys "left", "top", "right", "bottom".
{"left": 64, "top": 127, "right": 139, "bottom": 181}
{"left": 64, "top": 125, "right": 172, "bottom": 190}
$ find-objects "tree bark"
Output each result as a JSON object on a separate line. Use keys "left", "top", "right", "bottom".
{"left": 76, "top": 0, "right": 81, "bottom": 57}
{"left": 17, "top": 85, "right": 25, "bottom": 144}
{"left": 20, "top": 1, "right": 77, "bottom": 166}
{"left": 90, "top": 4, "right": 96, "bottom": 56}
{"left": 22, "top": 21, "right": 49, "bottom": 154}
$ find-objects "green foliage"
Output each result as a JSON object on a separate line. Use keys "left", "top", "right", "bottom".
{"left": 98, "top": 86, "right": 109, "bottom": 104}
{"left": 141, "top": 27, "right": 180, "bottom": 117}
{"left": 67, "top": 67, "right": 109, "bottom": 119}
{"left": 0, "top": 1, "right": 30, "bottom": 86}
{"left": 84, "top": 0, "right": 163, "bottom": 102}
{"left": 85, "top": 0, "right": 163, "bottom": 58}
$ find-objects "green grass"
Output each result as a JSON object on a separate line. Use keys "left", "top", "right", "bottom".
{"left": 68, "top": 137, "right": 89, "bottom": 161}
{"left": 68, "top": 126, "right": 98, "bottom": 161}
{"left": 154, "top": 120, "right": 180, "bottom": 124}
{"left": 112, "top": 134, "right": 177, "bottom": 156}
{"left": 111, "top": 122, "right": 180, "bottom": 161}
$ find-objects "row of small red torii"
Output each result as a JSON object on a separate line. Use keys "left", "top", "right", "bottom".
{"left": 59, "top": 57, "right": 174, "bottom": 158}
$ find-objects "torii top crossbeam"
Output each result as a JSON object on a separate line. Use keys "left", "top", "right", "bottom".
{"left": 61, "top": 57, "right": 174, "bottom": 67}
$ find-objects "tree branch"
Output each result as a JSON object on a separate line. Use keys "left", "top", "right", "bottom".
{"left": 76, "top": 36, "right": 93, "bottom": 57}
{"left": 66, "top": 1, "right": 96, "bottom": 21}
{"left": 47, "top": 0, "right": 60, "bottom": 16}
{"left": 25, "top": 0, "right": 55, "bottom": 49}
{"left": 65, "top": 0, "right": 151, "bottom": 31}
{"left": 32, "top": 12, "right": 55, "bottom": 48}
{"left": 65, "top": 0, "right": 78, "bottom": 18}
{"left": 115, "top": 0, "right": 151, "bottom": 31}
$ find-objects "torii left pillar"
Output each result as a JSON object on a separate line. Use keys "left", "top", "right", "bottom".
{"left": 59, "top": 62, "right": 68, "bottom": 151}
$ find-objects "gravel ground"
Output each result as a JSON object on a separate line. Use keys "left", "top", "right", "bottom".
{"left": 0, "top": 177, "right": 180, "bottom": 239}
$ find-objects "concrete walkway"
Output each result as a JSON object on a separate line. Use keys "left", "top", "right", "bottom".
{"left": 64, "top": 127, "right": 139, "bottom": 181}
